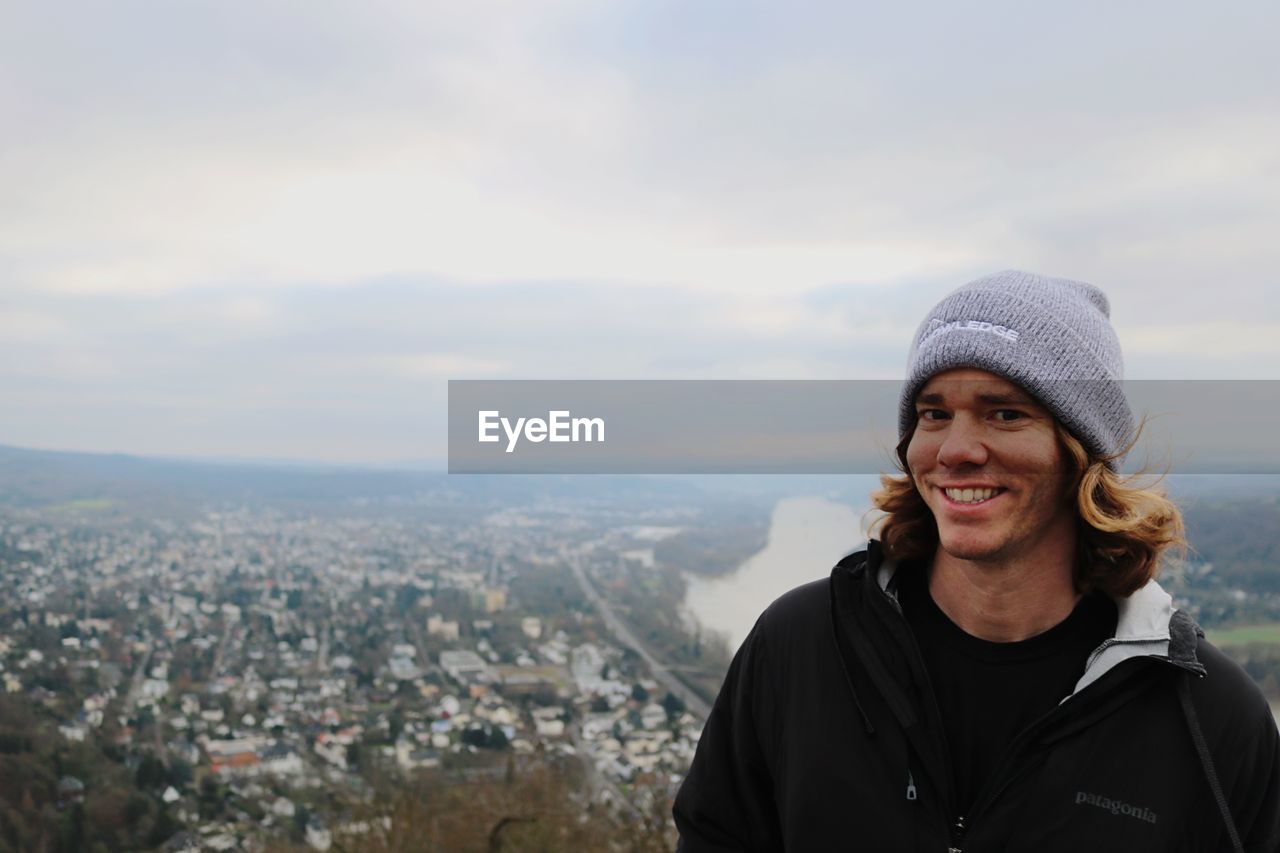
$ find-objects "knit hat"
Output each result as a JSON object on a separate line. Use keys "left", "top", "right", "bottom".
{"left": 898, "top": 269, "right": 1134, "bottom": 466}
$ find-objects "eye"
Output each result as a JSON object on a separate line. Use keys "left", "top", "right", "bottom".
{"left": 992, "top": 409, "right": 1026, "bottom": 422}
{"left": 917, "top": 408, "right": 949, "bottom": 422}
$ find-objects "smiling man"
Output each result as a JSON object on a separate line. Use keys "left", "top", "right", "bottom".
{"left": 673, "top": 271, "right": 1280, "bottom": 852}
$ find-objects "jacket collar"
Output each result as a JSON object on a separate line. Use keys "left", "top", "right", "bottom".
{"left": 859, "top": 539, "right": 1205, "bottom": 695}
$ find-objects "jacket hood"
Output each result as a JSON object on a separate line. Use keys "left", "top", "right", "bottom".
{"left": 839, "top": 540, "right": 1205, "bottom": 698}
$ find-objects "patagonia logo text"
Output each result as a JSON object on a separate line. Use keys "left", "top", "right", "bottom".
{"left": 1075, "top": 791, "right": 1158, "bottom": 824}
{"left": 923, "top": 318, "right": 1020, "bottom": 344}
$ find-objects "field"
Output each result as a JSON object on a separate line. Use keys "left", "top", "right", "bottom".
{"left": 1208, "top": 623, "right": 1280, "bottom": 647}
{"left": 46, "top": 497, "right": 114, "bottom": 512}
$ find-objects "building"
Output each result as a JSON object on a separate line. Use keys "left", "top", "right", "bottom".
{"left": 439, "top": 650, "right": 490, "bottom": 684}
{"left": 570, "top": 643, "right": 605, "bottom": 693}
{"left": 427, "top": 614, "right": 460, "bottom": 641}
{"left": 206, "top": 737, "right": 265, "bottom": 777}
{"left": 481, "top": 587, "right": 507, "bottom": 613}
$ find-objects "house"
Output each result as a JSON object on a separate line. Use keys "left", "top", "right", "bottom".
{"left": 160, "top": 832, "right": 201, "bottom": 851}
{"left": 427, "top": 615, "right": 460, "bottom": 641}
{"left": 57, "top": 776, "right": 85, "bottom": 808}
{"left": 271, "top": 797, "right": 297, "bottom": 818}
{"left": 260, "top": 741, "right": 305, "bottom": 776}
{"left": 570, "top": 644, "right": 605, "bottom": 693}
{"left": 640, "top": 702, "right": 667, "bottom": 730}
{"left": 313, "top": 733, "right": 348, "bottom": 770}
{"left": 481, "top": 587, "right": 507, "bottom": 613}
{"left": 439, "top": 650, "right": 490, "bottom": 684}
{"left": 206, "top": 737, "right": 265, "bottom": 777}
{"left": 535, "top": 717, "right": 565, "bottom": 737}
{"left": 306, "top": 818, "right": 332, "bottom": 851}
{"left": 395, "top": 739, "right": 442, "bottom": 771}
{"left": 59, "top": 722, "right": 88, "bottom": 743}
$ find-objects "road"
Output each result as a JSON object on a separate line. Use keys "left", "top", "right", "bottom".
{"left": 568, "top": 721, "right": 641, "bottom": 820}
{"left": 124, "top": 641, "right": 153, "bottom": 709}
{"left": 209, "top": 618, "right": 234, "bottom": 680}
{"left": 567, "top": 551, "right": 711, "bottom": 719}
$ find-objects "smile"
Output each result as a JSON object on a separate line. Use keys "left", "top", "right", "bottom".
{"left": 942, "top": 486, "right": 1006, "bottom": 505}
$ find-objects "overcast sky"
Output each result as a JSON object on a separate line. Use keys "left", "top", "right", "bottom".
{"left": 2, "top": 1, "right": 1278, "bottom": 464}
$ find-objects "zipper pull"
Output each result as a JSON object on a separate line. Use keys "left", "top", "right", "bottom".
{"left": 948, "top": 814, "right": 967, "bottom": 852}
{"left": 905, "top": 770, "right": 917, "bottom": 801}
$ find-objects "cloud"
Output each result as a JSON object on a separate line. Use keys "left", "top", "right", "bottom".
{"left": 9, "top": 0, "right": 1276, "bottom": 303}
{"left": 1, "top": 1, "right": 1278, "bottom": 458}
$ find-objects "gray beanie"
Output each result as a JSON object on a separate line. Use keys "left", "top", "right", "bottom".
{"left": 898, "top": 269, "right": 1134, "bottom": 466}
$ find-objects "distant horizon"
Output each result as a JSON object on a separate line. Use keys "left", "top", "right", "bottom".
{"left": 3, "top": 441, "right": 1279, "bottom": 504}
{"left": 0, "top": 440, "right": 448, "bottom": 473}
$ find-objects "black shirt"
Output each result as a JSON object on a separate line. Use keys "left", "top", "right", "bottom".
{"left": 897, "top": 563, "right": 1118, "bottom": 817}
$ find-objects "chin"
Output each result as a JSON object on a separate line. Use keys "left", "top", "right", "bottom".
{"left": 936, "top": 530, "right": 1008, "bottom": 562}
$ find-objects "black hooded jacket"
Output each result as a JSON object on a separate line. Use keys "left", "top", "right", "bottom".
{"left": 673, "top": 542, "right": 1280, "bottom": 852}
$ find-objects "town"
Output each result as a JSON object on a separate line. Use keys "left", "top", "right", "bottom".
{"left": 0, "top": 493, "right": 747, "bottom": 851}
{"left": 3, "top": 458, "right": 1278, "bottom": 852}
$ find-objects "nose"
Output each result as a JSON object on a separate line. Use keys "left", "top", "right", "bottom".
{"left": 936, "top": 413, "right": 989, "bottom": 469}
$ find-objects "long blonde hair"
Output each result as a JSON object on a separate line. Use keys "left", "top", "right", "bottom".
{"left": 869, "top": 419, "right": 1185, "bottom": 598}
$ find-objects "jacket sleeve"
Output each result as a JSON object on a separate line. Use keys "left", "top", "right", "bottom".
{"left": 1197, "top": 640, "right": 1280, "bottom": 852}
{"left": 672, "top": 615, "right": 784, "bottom": 852}
{"left": 1234, "top": 684, "right": 1280, "bottom": 852}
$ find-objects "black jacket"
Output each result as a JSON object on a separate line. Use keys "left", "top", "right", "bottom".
{"left": 673, "top": 541, "right": 1280, "bottom": 852}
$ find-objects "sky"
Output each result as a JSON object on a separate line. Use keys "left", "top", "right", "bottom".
{"left": 2, "top": 1, "right": 1278, "bottom": 464}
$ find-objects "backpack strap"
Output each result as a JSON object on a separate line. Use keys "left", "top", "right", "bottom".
{"left": 1177, "top": 672, "right": 1244, "bottom": 853}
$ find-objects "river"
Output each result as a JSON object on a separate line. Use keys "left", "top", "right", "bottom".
{"left": 684, "top": 496, "right": 869, "bottom": 652}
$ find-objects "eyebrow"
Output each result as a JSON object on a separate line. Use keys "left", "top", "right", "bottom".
{"left": 916, "top": 391, "right": 1036, "bottom": 406}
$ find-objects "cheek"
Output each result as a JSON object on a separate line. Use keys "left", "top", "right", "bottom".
{"left": 903, "top": 433, "right": 931, "bottom": 474}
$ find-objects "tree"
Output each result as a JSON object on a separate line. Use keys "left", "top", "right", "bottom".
{"left": 167, "top": 759, "right": 193, "bottom": 788}
{"left": 125, "top": 792, "right": 150, "bottom": 825}
{"left": 388, "top": 707, "right": 405, "bottom": 742}
{"left": 462, "top": 725, "right": 508, "bottom": 750}
{"left": 147, "top": 807, "right": 179, "bottom": 847}
{"left": 292, "top": 804, "right": 311, "bottom": 842}
{"left": 631, "top": 683, "right": 650, "bottom": 703}
{"left": 135, "top": 754, "right": 166, "bottom": 789}
{"left": 59, "top": 802, "right": 86, "bottom": 852}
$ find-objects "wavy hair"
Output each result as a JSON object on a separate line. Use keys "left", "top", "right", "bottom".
{"left": 868, "top": 418, "right": 1186, "bottom": 598}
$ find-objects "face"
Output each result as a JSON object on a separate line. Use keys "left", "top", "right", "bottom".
{"left": 906, "top": 368, "right": 1076, "bottom": 566}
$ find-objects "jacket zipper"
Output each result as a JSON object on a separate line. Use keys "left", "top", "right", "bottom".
{"left": 869, "top": 577, "right": 964, "bottom": 846}
{"left": 949, "top": 813, "right": 966, "bottom": 851}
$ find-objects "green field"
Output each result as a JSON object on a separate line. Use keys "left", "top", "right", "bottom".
{"left": 1208, "top": 623, "right": 1280, "bottom": 647}
{"left": 45, "top": 498, "right": 114, "bottom": 513}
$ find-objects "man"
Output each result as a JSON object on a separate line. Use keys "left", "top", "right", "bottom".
{"left": 672, "top": 270, "right": 1280, "bottom": 851}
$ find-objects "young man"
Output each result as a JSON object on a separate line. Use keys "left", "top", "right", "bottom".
{"left": 672, "top": 271, "right": 1280, "bottom": 852}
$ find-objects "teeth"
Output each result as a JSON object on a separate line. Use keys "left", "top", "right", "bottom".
{"left": 945, "top": 487, "right": 999, "bottom": 504}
